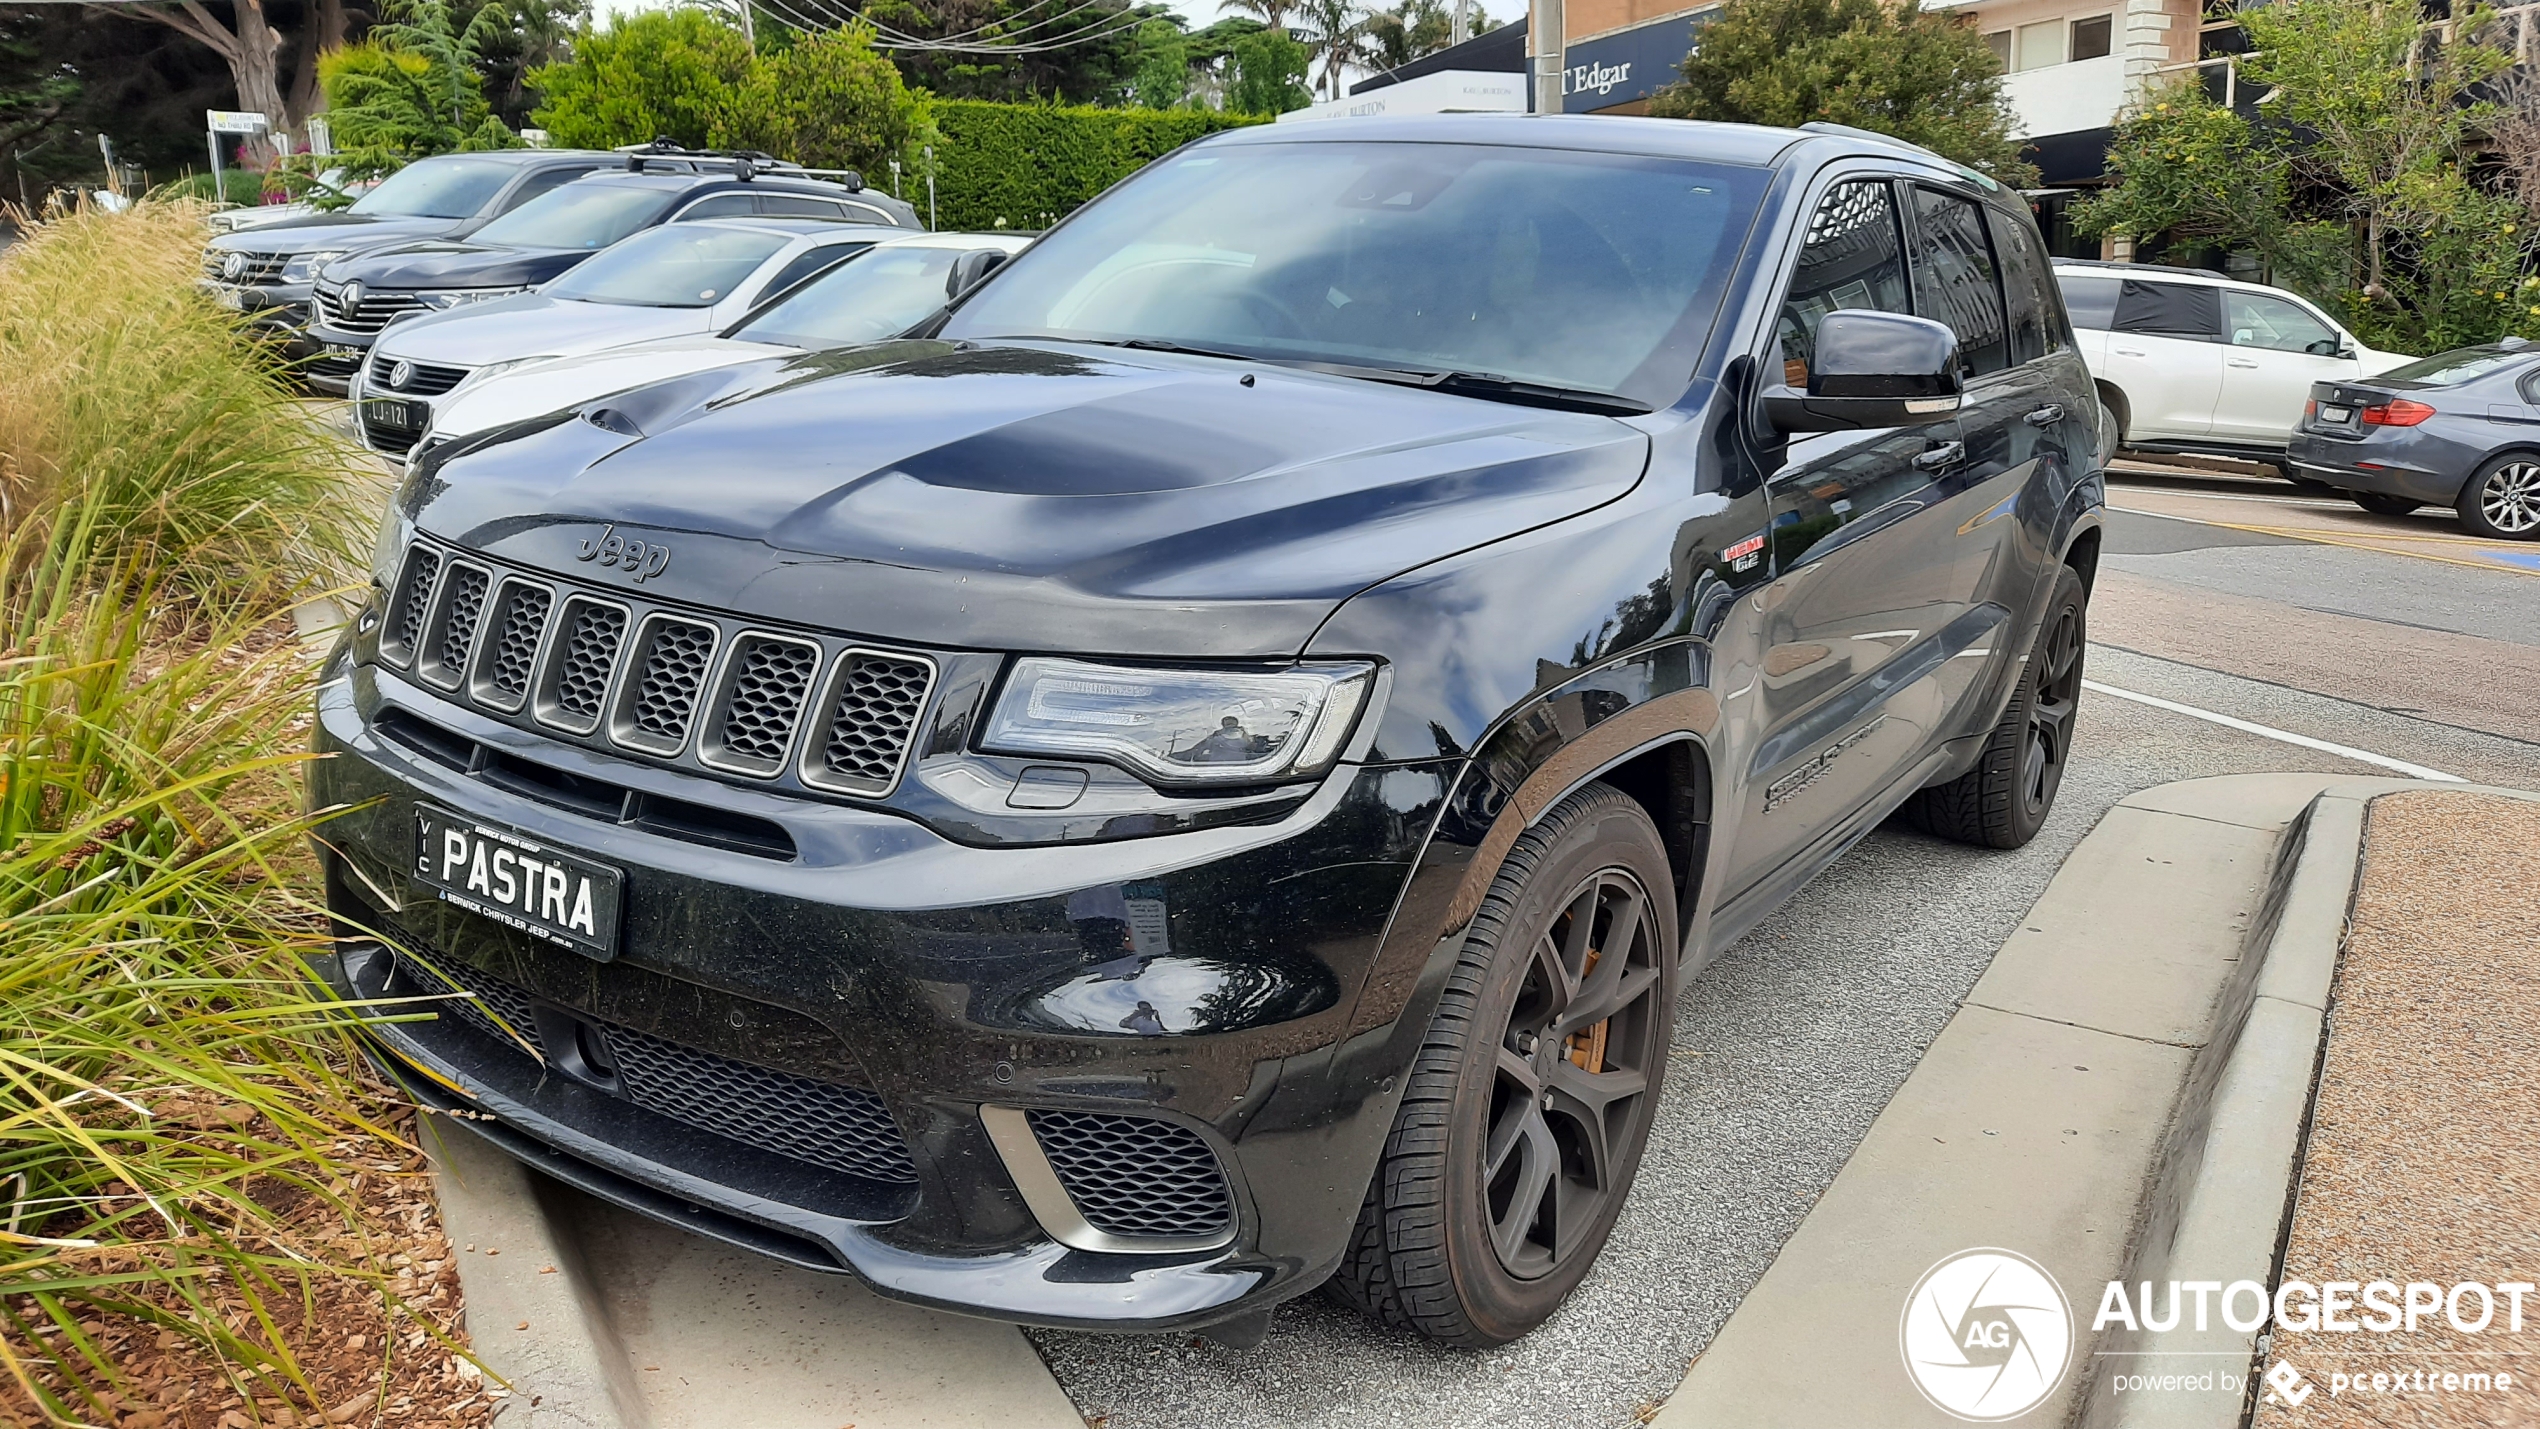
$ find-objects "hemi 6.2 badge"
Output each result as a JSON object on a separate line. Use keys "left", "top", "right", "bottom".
{"left": 1723, "top": 533, "right": 1766, "bottom": 573}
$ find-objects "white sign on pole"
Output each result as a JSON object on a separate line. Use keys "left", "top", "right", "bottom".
{"left": 206, "top": 110, "right": 269, "bottom": 134}
{"left": 307, "top": 116, "right": 333, "bottom": 156}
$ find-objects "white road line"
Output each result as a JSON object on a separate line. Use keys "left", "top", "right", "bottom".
{"left": 2083, "top": 680, "right": 2467, "bottom": 782}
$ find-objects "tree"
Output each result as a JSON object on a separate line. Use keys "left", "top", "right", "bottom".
{"left": 469, "top": 0, "right": 587, "bottom": 126}
{"left": 1646, "top": 0, "right": 2034, "bottom": 186}
{"left": 712, "top": 24, "right": 925, "bottom": 174}
{"left": 529, "top": 8, "right": 753, "bottom": 149}
{"left": 2073, "top": 0, "right": 2531, "bottom": 352}
{"left": 1289, "top": 0, "right": 1374, "bottom": 99}
{"left": 861, "top": 0, "right": 1173, "bottom": 105}
{"left": 1361, "top": 0, "right": 1482, "bottom": 73}
{"left": 1128, "top": 18, "right": 1190, "bottom": 108}
{"left": 85, "top": 0, "right": 293, "bottom": 142}
{"left": 1217, "top": 0, "right": 1296, "bottom": 35}
{"left": 1226, "top": 25, "right": 1309, "bottom": 113}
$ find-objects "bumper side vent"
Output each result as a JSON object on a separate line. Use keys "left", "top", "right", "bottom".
{"left": 397, "top": 949, "right": 545, "bottom": 1058}
{"left": 607, "top": 1024, "right": 918, "bottom": 1184}
{"left": 1024, "top": 1110, "right": 1234, "bottom": 1241}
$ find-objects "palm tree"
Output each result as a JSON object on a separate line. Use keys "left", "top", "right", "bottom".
{"left": 1217, "top": 0, "right": 1298, "bottom": 35}
{"left": 1289, "top": 0, "right": 1373, "bottom": 99}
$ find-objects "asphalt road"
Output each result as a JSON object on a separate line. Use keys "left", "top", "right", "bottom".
{"left": 1029, "top": 467, "right": 2540, "bottom": 1429}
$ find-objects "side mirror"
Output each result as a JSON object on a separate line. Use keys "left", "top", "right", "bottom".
{"left": 947, "top": 248, "right": 1010, "bottom": 301}
{"left": 1764, "top": 310, "right": 1964, "bottom": 433}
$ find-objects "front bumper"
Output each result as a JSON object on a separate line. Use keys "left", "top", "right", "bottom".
{"left": 310, "top": 656, "right": 1455, "bottom": 1330}
{"left": 302, "top": 320, "right": 378, "bottom": 397}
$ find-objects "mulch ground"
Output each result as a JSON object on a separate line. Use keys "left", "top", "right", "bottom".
{"left": 2, "top": 1099, "right": 503, "bottom": 1429}
{"left": 2251, "top": 790, "right": 2540, "bottom": 1428}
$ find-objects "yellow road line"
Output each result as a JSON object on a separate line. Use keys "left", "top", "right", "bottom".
{"left": 2185, "top": 516, "right": 2540, "bottom": 577}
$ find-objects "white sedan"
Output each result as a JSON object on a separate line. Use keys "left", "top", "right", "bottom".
{"left": 414, "top": 230, "right": 1032, "bottom": 453}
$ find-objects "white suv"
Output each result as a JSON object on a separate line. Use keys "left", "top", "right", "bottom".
{"left": 2053, "top": 262, "right": 2410, "bottom": 462}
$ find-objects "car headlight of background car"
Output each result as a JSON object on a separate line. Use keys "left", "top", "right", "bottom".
{"left": 416, "top": 287, "right": 527, "bottom": 310}
{"left": 984, "top": 658, "right": 1375, "bottom": 786}
{"left": 280, "top": 249, "right": 350, "bottom": 283}
{"left": 447, "top": 355, "right": 563, "bottom": 396}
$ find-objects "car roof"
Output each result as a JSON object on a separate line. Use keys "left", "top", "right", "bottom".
{"left": 671, "top": 217, "right": 909, "bottom": 242}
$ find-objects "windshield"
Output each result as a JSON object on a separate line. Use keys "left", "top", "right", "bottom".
{"left": 350, "top": 157, "right": 516, "bottom": 219}
{"left": 941, "top": 141, "right": 1767, "bottom": 406}
{"left": 2381, "top": 348, "right": 2528, "bottom": 387}
{"left": 738, "top": 244, "right": 995, "bottom": 348}
{"left": 546, "top": 225, "right": 793, "bottom": 307}
{"left": 471, "top": 184, "right": 672, "bottom": 251}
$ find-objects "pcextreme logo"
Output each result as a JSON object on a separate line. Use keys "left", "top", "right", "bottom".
{"left": 1900, "top": 1249, "right": 2075, "bottom": 1422}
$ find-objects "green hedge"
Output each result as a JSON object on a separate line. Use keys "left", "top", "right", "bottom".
{"left": 924, "top": 100, "right": 1270, "bottom": 232}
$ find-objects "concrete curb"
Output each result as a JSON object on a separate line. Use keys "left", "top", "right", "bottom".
{"left": 2085, "top": 779, "right": 2540, "bottom": 1429}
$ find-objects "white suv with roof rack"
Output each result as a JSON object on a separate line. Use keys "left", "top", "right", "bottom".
{"left": 2052, "top": 261, "right": 2411, "bottom": 466}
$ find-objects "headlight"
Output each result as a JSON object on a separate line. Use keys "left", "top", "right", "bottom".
{"left": 416, "top": 287, "right": 526, "bottom": 310}
{"left": 449, "top": 355, "right": 563, "bottom": 395}
{"left": 280, "top": 249, "right": 349, "bottom": 283}
{"left": 984, "top": 658, "right": 1375, "bottom": 786}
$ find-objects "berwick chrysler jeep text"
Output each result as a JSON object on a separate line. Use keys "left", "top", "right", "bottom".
{"left": 312, "top": 115, "right": 2105, "bottom": 1347}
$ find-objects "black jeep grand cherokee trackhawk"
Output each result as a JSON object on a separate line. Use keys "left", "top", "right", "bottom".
{"left": 313, "top": 115, "right": 2104, "bottom": 1347}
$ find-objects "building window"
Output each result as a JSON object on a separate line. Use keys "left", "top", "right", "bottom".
{"left": 2072, "top": 14, "right": 2114, "bottom": 59}
{"left": 1987, "top": 28, "right": 2013, "bottom": 68}
{"left": 2014, "top": 19, "right": 2069, "bottom": 69}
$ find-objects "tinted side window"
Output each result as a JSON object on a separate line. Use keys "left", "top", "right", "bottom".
{"left": 2058, "top": 274, "right": 2122, "bottom": 330}
{"left": 1985, "top": 206, "right": 2057, "bottom": 364}
{"left": 498, "top": 164, "right": 596, "bottom": 213}
{"left": 756, "top": 194, "right": 848, "bottom": 219}
{"left": 1773, "top": 180, "right": 1914, "bottom": 389}
{"left": 2225, "top": 290, "right": 2340, "bottom": 354}
{"left": 2114, "top": 279, "right": 2221, "bottom": 341}
{"left": 1907, "top": 186, "right": 2009, "bottom": 376}
{"left": 675, "top": 193, "right": 757, "bottom": 220}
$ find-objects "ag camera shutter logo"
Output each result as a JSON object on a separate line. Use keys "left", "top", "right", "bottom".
{"left": 1900, "top": 1248, "right": 2074, "bottom": 1421}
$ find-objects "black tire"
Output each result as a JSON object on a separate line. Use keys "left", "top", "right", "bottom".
{"left": 1326, "top": 783, "right": 1678, "bottom": 1347}
{"left": 2455, "top": 454, "right": 2540, "bottom": 540}
{"left": 1903, "top": 564, "right": 2086, "bottom": 850}
{"left": 2353, "top": 491, "right": 2421, "bottom": 518}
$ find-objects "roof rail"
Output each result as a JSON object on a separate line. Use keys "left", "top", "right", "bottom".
{"left": 613, "top": 137, "right": 861, "bottom": 190}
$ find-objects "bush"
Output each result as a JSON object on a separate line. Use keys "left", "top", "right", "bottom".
{"left": 0, "top": 203, "right": 365, "bottom": 597}
{"left": 529, "top": 9, "right": 756, "bottom": 151}
{"left": 929, "top": 99, "right": 1265, "bottom": 231}
{"left": 146, "top": 170, "right": 268, "bottom": 207}
{"left": 0, "top": 201, "right": 393, "bottom": 1417}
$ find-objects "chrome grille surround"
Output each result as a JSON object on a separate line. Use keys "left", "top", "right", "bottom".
{"left": 315, "top": 283, "right": 426, "bottom": 334}
{"left": 372, "top": 539, "right": 936, "bottom": 809}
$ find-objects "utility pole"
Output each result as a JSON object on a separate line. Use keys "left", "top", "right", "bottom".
{"left": 735, "top": 0, "right": 755, "bottom": 46}
{"left": 1451, "top": 0, "right": 1470, "bottom": 46}
{"left": 1530, "top": 0, "right": 1564, "bottom": 113}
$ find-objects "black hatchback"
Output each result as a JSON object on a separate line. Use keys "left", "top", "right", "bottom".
{"left": 2289, "top": 338, "right": 2540, "bottom": 539}
{"left": 301, "top": 153, "right": 921, "bottom": 393}
{"left": 311, "top": 117, "right": 2104, "bottom": 1348}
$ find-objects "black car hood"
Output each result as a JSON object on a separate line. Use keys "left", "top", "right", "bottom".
{"left": 411, "top": 340, "right": 1652, "bottom": 659}
{"left": 210, "top": 215, "right": 461, "bottom": 254}
{"left": 331, "top": 240, "right": 590, "bottom": 289}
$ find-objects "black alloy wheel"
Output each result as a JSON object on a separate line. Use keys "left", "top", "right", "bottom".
{"left": 2459, "top": 455, "right": 2540, "bottom": 539}
{"left": 1329, "top": 783, "right": 1678, "bottom": 1346}
{"left": 1904, "top": 563, "right": 2089, "bottom": 849}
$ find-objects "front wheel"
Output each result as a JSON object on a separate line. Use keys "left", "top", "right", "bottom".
{"left": 1327, "top": 783, "right": 1677, "bottom": 1346}
{"left": 1903, "top": 564, "right": 2087, "bottom": 850}
{"left": 2457, "top": 455, "right": 2540, "bottom": 539}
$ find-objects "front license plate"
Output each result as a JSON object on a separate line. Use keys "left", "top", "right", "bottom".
{"left": 367, "top": 398, "right": 426, "bottom": 429}
{"left": 213, "top": 286, "right": 244, "bottom": 310}
{"left": 2322, "top": 404, "right": 2354, "bottom": 423}
{"left": 412, "top": 804, "right": 622, "bottom": 959}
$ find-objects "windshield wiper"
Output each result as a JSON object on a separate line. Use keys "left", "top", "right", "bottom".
{"left": 1335, "top": 366, "right": 1655, "bottom": 416}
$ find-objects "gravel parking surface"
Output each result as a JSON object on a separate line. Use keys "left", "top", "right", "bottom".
{"left": 2250, "top": 792, "right": 2540, "bottom": 1429}
{"left": 1031, "top": 633, "right": 2539, "bottom": 1429}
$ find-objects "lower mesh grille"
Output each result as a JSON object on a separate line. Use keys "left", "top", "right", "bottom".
{"left": 1027, "top": 1110, "right": 1233, "bottom": 1240}
{"left": 395, "top": 950, "right": 916, "bottom": 1184}
{"left": 607, "top": 1024, "right": 918, "bottom": 1184}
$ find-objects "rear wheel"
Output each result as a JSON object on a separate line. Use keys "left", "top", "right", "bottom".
{"left": 2352, "top": 491, "right": 2422, "bottom": 517}
{"left": 1903, "top": 564, "right": 2086, "bottom": 850}
{"left": 1327, "top": 783, "right": 1677, "bottom": 1346}
{"left": 2457, "top": 455, "right": 2540, "bottom": 539}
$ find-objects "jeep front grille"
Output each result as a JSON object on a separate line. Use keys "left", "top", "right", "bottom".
{"left": 1026, "top": 1109, "right": 1234, "bottom": 1240}
{"left": 378, "top": 539, "right": 934, "bottom": 803}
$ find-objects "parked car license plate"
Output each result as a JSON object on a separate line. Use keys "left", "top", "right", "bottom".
{"left": 2321, "top": 404, "right": 2354, "bottom": 423}
{"left": 411, "top": 804, "right": 622, "bottom": 958}
{"left": 212, "top": 286, "right": 244, "bottom": 310}
{"left": 367, "top": 398, "right": 427, "bottom": 430}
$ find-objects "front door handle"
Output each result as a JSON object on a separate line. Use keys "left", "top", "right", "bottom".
{"left": 2227, "top": 358, "right": 2261, "bottom": 369}
{"left": 2023, "top": 404, "right": 2065, "bottom": 428}
{"left": 1912, "top": 441, "right": 1967, "bottom": 473}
